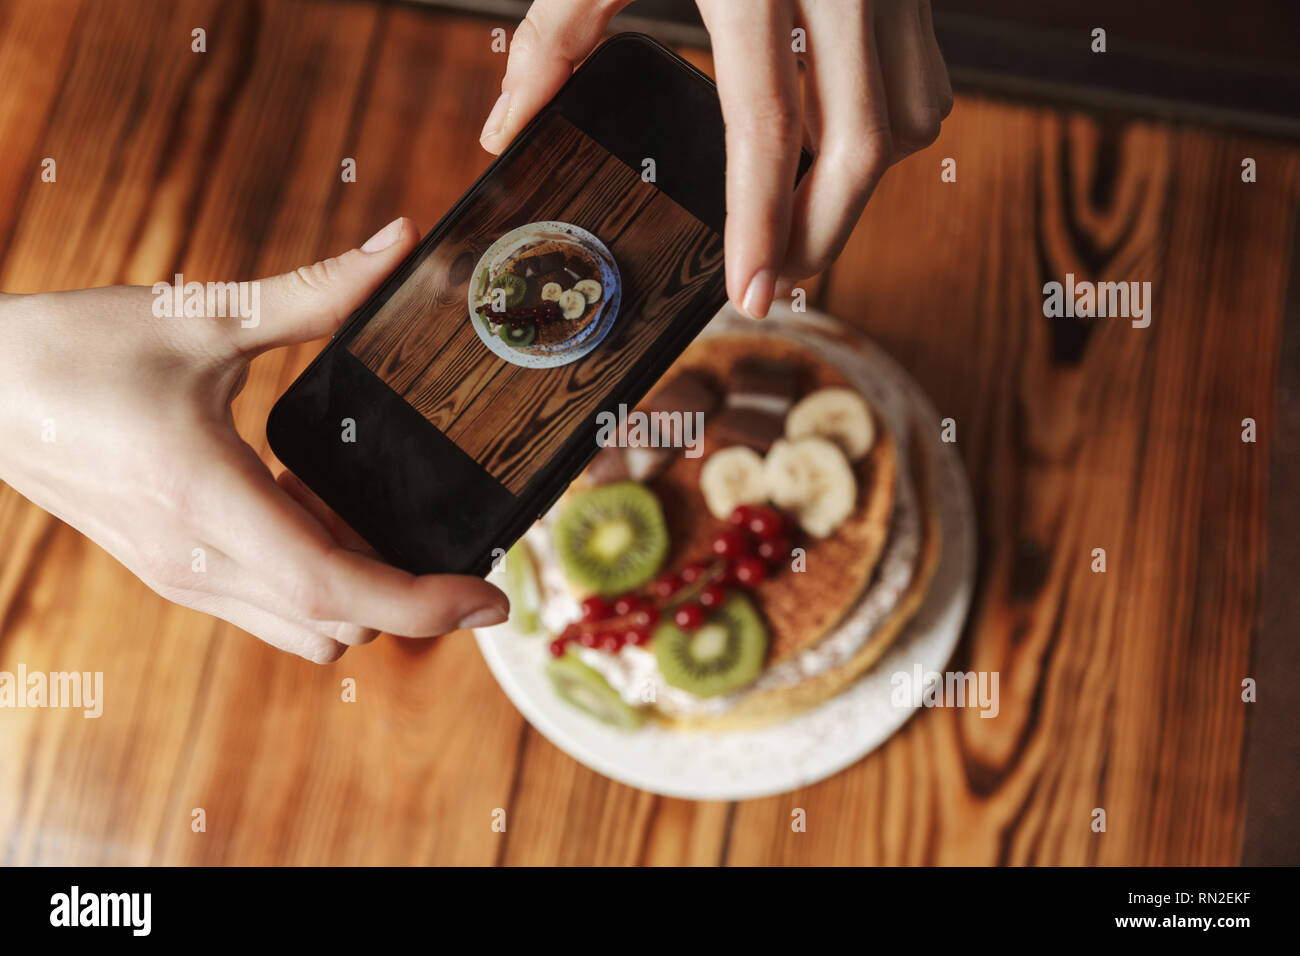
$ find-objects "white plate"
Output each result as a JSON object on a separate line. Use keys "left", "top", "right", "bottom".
{"left": 475, "top": 303, "right": 976, "bottom": 800}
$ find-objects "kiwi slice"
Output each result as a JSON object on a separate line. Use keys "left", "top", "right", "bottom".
{"left": 553, "top": 483, "right": 668, "bottom": 595}
{"left": 489, "top": 272, "right": 527, "bottom": 310}
{"left": 546, "top": 651, "right": 645, "bottom": 729}
{"left": 500, "top": 322, "right": 536, "bottom": 347}
{"left": 654, "top": 593, "right": 768, "bottom": 698}
{"left": 502, "top": 541, "right": 540, "bottom": 633}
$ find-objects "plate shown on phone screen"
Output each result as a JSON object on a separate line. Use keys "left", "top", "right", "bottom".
{"left": 474, "top": 304, "right": 976, "bottom": 800}
{"left": 468, "top": 221, "right": 622, "bottom": 369}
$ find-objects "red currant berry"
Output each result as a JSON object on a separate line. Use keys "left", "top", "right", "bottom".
{"left": 599, "top": 631, "right": 625, "bottom": 653}
{"left": 729, "top": 504, "right": 757, "bottom": 527}
{"left": 756, "top": 538, "right": 789, "bottom": 564}
{"left": 626, "top": 626, "right": 652, "bottom": 646}
{"left": 748, "top": 506, "right": 785, "bottom": 540}
{"left": 613, "top": 595, "right": 638, "bottom": 617}
{"left": 680, "top": 561, "right": 710, "bottom": 584}
{"left": 734, "top": 556, "right": 767, "bottom": 587}
{"left": 580, "top": 595, "right": 612, "bottom": 622}
{"left": 698, "top": 583, "right": 727, "bottom": 608}
{"left": 578, "top": 630, "right": 600, "bottom": 648}
{"left": 711, "top": 530, "right": 748, "bottom": 560}
{"left": 549, "top": 639, "right": 567, "bottom": 658}
{"left": 674, "top": 603, "right": 707, "bottom": 631}
{"left": 651, "top": 574, "right": 683, "bottom": 599}
{"left": 631, "top": 606, "right": 660, "bottom": 628}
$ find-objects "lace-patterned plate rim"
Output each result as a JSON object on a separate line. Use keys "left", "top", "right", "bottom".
{"left": 474, "top": 302, "right": 977, "bottom": 801}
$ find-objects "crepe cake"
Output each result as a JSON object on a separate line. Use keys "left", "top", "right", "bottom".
{"left": 472, "top": 231, "right": 613, "bottom": 352}
{"left": 656, "top": 420, "right": 940, "bottom": 730}
{"left": 517, "top": 330, "right": 942, "bottom": 731}
{"left": 643, "top": 336, "right": 897, "bottom": 665}
{"left": 594, "top": 335, "right": 939, "bottom": 730}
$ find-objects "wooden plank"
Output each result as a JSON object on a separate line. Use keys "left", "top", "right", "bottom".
{"left": 1243, "top": 214, "right": 1300, "bottom": 865}
{"left": 0, "top": 0, "right": 395, "bottom": 865}
{"left": 0, "top": 2, "right": 1294, "bottom": 865}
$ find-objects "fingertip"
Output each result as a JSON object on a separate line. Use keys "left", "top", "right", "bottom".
{"left": 479, "top": 90, "right": 512, "bottom": 153}
{"left": 471, "top": 578, "right": 511, "bottom": 616}
{"left": 360, "top": 217, "right": 402, "bottom": 254}
{"left": 396, "top": 216, "right": 420, "bottom": 245}
{"left": 311, "top": 641, "right": 347, "bottom": 665}
{"left": 457, "top": 606, "right": 508, "bottom": 630}
{"left": 409, "top": 573, "right": 510, "bottom": 636}
{"left": 360, "top": 216, "right": 419, "bottom": 256}
{"left": 333, "top": 622, "right": 379, "bottom": 647}
{"left": 739, "top": 269, "right": 775, "bottom": 319}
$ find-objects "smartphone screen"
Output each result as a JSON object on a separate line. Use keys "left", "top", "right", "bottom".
{"left": 344, "top": 110, "right": 721, "bottom": 495}
{"left": 269, "top": 35, "right": 747, "bottom": 576}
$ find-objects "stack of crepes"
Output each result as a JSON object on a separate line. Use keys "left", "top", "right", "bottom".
{"left": 515, "top": 329, "right": 943, "bottom": 731}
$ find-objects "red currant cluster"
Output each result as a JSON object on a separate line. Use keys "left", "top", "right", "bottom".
{"left": 546, "top": 593, "right": 660, "bottom": 658}
{"left": 548, "top": 504, "right": 794, "bottom": 658}
{"left": 476, "top": 301, "right": 562, "bottom": 328}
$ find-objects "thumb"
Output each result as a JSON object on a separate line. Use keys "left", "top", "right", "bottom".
{"left": 236, "top": 216, "right": 419, "bottom": 355}
{"left": 479, "top": 0, "right": 633, "bottom": 154}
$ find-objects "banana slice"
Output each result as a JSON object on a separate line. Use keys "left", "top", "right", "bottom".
{"left": 540, "top": 282, "right": 563, "bottom": 302}
{"left": 763, "top": 437, "right": 857, "bottom": 537}
{"left": 784, "top": 387, "right": 875, "bottom": 461}
{"left": 573, "top": 279, "right": 602, "bottom": 303}
{"left": 699, "top": 446, "right": 768, "bottom": 520}
{"left": 557, "top": 289, "right": 587, "bottom": 320}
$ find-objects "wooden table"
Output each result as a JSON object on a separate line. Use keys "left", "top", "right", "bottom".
{"left": 1, "top": 0, "right": 1296, "bottom": 865}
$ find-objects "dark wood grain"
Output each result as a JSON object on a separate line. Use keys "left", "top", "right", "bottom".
{"left": 0, "top": 1, "right": 1294, "bottom": 865}
{"left": 1243, "top": 226, "right": 1300, "bottom": 866}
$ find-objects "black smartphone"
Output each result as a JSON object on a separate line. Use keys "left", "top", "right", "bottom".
{"left": 269, "top": 33, "right": 789, "bottom": 577}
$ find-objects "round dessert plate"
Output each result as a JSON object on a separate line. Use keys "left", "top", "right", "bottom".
{"left": 475, "top": 303, "right": 976, "bottom": 800}
{"left": 468, "top": 220, "right": 621, "bottom": 369}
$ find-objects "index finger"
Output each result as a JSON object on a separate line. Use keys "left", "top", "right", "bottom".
{"left": 480, "top": 0, "right": 634, "bottom": 153}
{"left": 698, "top": 0, "right": 802, "bottom": 318}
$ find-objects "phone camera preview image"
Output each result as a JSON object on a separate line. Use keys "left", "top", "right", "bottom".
{"left": 469, "top": 221, "right": 622, "bottom": 368}
{"left": 266, "top": 37, "right": 731, "bottom": 577}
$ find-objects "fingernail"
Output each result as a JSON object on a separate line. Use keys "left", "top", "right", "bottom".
{"left": 741, "top": 269, "right": 775, "bottom": 319}
{"left": 458, "top": 605, "right": 508, "bottom": 630}
{"left": 479, "top": 91, "right": 511, "bottom": 143}
{"left": 361, "top": 217, "right": 403, "bottom": 253}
